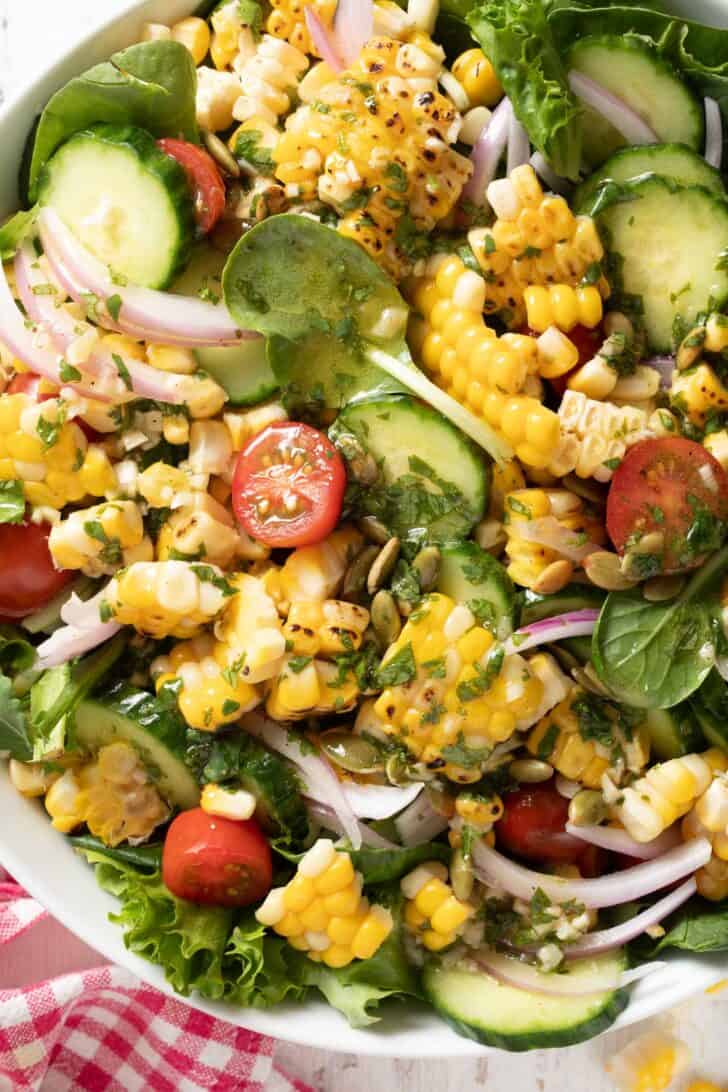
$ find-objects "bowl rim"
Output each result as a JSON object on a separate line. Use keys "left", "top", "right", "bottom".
{"left": 1, "top": 0, "right": 727, "bottom": 1058}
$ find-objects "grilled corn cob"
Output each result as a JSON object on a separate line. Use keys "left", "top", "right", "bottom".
{"left": 49, "top": 500, "right": 152, "bottom": 576}
{"left": 152, "top": 634, "right": 260, "bottom": 730}
{"left": 0, "top": 393, "right": 116, "bottom": 509}
{"left": 610, "top": 753, "right": 712, "bottom": 843}
{"left": 266, "top": 655, "right": 360, "bottom": 720}
{"left": 214, "top": 573, "right": 287, "bottom": 684}
{"left": 256, "top": 838, "right": 393, "bottom": 966}
{"left": 283, "top": 600, "right": 371, "bottom": 658}
{"left": 357, "top": 593, "right": 544, "bottom": 782}
{"left": 232, "top": 34, "right": 309, "bottom": 130}
{"left": 156, "top": 493, "right": 240, "bottom": 568}
{"left": 503, "top": 488, "right": 606, "bottom": 591}
{"left": 549, "top": 390, "right": 654, "bottom": 481}
{"left": 682, "top": 750, "right": 728, "bottom": 900}
{"left": 103, "top": 560, "right": 234, "bottom": 639}
{"left": 402, "top": 862, "right": 474, "bottom": 950}
{"left": 524, "top": 284, "right": 603, "bottom": 334}
{"left": 264, "top": 526, "right": 364, "bottom": 611}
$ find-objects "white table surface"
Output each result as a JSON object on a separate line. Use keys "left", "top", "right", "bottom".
{"left": 3, "top": 3, "right": 728, "bottom": 1088}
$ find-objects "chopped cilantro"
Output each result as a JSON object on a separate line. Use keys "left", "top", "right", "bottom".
{"left": 59, "top": 360, "right": 81, "bottom": 383}
{"left": 287, "top": 655, "right": 313, "bottom": 674}
{"left": 376, "top": 642, "right": 417, "bottom": 687}
{"left": 112, "top": 353, "right": 133, "bottom": 391}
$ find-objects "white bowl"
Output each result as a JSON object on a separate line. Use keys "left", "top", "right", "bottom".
{"left": 1, "top": 0, "right": 728, "bottom": 1058}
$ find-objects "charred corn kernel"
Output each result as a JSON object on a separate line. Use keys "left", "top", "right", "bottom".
{"left": 525, "top": 284, "right": 602, "bottom": 334}
{"left": 232, "top": 34, "right": 309, "bottom": 130}
{"left": 551, "top": 390, "right": 654, "bottom": 482}
{"left": 455, "top": 794, "right": 503, "bottom": 828}
{"left": 265, "top": 526, "right": 363, "bottom": 610}
{"left": 156, "top": 493, "right": 240, "bottom": 569}
{"left": 613, "top": 753, "right": 712, "bottom": 843}
{"left": 171, "top": 16, "right": 211, "bottom": 65}
{"left": 9, "top": 759, "right": 60, "bottom": 798}
{"left": 146, "top": 344, "right": 197, "bottom": 375}
{"left": 137, "top": 461, "right": 193, "bottom": 507}
{"left": 104, "top": 560, "right": 233, "bottom": 639}
{"left": 266, "top": 0, "right": 336, "bottom": 57}
{"left": 266, "top": 656, "right": 360, "bottom": 720}
{"left": 255, "top": 839, "right": 393, "bottom": 965}
{"left": 223, "top": 401, "right": 288, "bottom": 451}
{"left": 359, "top": 593, "right": 544, "bottom": 781}
{"left": 152, "top": 633, "right": 260, "bottom": 730}
{"left": 451, "top": 47, "right": 501, "bottom": 107}
{"left": 671, "top": 363, "right": 728, "bottom": 425}
{"left": 605, "top": 1030, "right": 689, "bottom": 1092}
{"left": 404, "top": 869, "right": 474, "bottom": 949}
{"left": 200, "top": 783, "right": 257, "bottom": 821}
{"left": 704, "top": 428, "right": 728, "bottom": 472}
{"left": 49, "top": 499, "right": 149, "bottom": 576}
{"left": 274, "top": 35, "right": 470, "bottom": 279}
{"left": 214, "top": 572, "right": 286, "bottom": 684}
{"left": 503, "top": 488, "right": 606, "bottom": 590}
{"left": 283, "top": 600, "right": 370, "bottom": 658}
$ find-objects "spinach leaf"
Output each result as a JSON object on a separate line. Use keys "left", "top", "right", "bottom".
{"left": 0, "top": 210, "right": 37, "bottom": 260}
{"left": 631, "top": 897, "right": 728, "bottom": 961}
{"left": 348, "top": 841, "right": 450, "bottom": 884}
{"left": 25, "top": 41, "right": 198, "bottom": 202}
{"left": 467, "top": 0, "right": 583, "bottom": 179}
{"left": 592, "top": 546, "right": 728, "bottom": 708}
{"left": 0, "top": 672, "right": 31, "bottom": 760}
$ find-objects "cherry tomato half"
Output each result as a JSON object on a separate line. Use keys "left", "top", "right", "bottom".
{"left": 495, "top": 782, "right": 586, "bottom": 864}
{"left": 0, "top": 521, "right": 72, "bottom": 617}
{"left": 157, "top": 138, "right": 226, "bottom": 235}
{"left": 233, "top": 421, "right": 346, "bottom": 548}
{"left": 606, "top": 436, "right": 728, "bottom": 574}
{"left": 162, "top": 808, "right": 273, "bottom": 908}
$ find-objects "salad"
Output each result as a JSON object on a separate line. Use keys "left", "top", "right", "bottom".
{"left": 2, "top": 0, "right": 728, "bottom": 1056}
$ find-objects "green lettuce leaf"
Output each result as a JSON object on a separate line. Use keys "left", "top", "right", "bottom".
{"left": 631, "top": 897, "right": 728, "bottom": 960}
{"left": 0, "top": 672, "right": 31, "bottom": 760}
{"left": 348, "top": 842, "right": 450, "bottom": 885}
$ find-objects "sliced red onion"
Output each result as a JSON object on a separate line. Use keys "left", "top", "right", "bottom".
{"left": 463, "top": 96, "right": 512, "bottom": 206}
{"left": 342, "top": 780, "right": 423, "bottom": 820}
{"left": 529, "top": 152, "right": 571, "bottom": 196}
{"left": 568, "top": 71, "right": 658, "bottom": 146}
{"left": 304, "top": 6, "right": 345, "bottom": 72}
{"left": 38, "top": 208, "right": 252, "bottom": 348}
{"left": 705, "top": 97, "right": 722, "bottom": 169}
{"left": 565, "top": 822, "right": 682, "bottom": 861}
{"left": 34, "top": 587, "right": 122, "bottom": 669}
{"left": 472, "top": 836, "right": 711, "bottom": 909}
{"left": 514, "top": 517, "right": 601, "bottom": 563}
{"left": 395, "top": 790, "right": 449, "bottom": 846}
{"left": 507, "top": 112, "right": 531, "bottom": 174}
{"left": 474, "top": 950, "right": 663, "bottom": 998}
{"left": 243, "top": 713, "right": 361, "bottom": 848}
{"left": 643, "top": 355, "right": 675, "bottom": 391}
{"left": 15, "top": 244, "right": 188, "bottom": 405}
{"left": 333, "top": 0, "right": 373, "bottom": 66}
{"left": 305, "top": 799, "right": 397, "bottom": 848}
{"left": 504, "top": 609, "right": 599, "bottom": 656}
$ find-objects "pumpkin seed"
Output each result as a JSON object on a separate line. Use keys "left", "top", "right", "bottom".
{"left": 343, "top": 545, "right": 379, "bottom": 602}
{"left": 367, "top": 537, "right": 401, "bottom": 594}
{"left": 643, "top": 574, "right": 685, "bottom": 602}
{"left": 385, "top": 752, "right": 410, "bottom": 785}
{"left": 202, "top": 128, "right": 240, "bottom": 177}
{"left": 568, "top": 789, "right": 607, "bottom": 826}
{"left": 450, "top": 847, "right": 474, "bottom": 902}
{"left": 320, "top": 729, "right": 383, "bottom": 774}
{"left": 509, "top": 757, "right": 554, "bottom": 783}
{"left": 677, "top": 324, "right": 705, "bottom": 370}
{"left": 474, "top": 517, "right": 507, "bottom": 554}
{"left": 371, "top": 589, "right": 402, "bottom": 647}
{"left": 532, "top": 559, "right": 573, "bottom": 595}
{"left": 412, "top": 546, "right": 441, "bottom": 592}
{"left": 357, "top": 515, "right": 390, "bottom": 545}
{"left": 584, "top": 550, "right": 639, "bottom": 591}
{"left": 630, "top": 530, "right": 665, "bottom": 555}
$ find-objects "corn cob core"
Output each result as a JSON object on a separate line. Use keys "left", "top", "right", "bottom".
{"left": 549, "top": 390, "right": 656, "bottom": 482}
{"left": 153, "top": 634, "right": 261, "bottom": 731}
{"left": 274, "top": 35, "right": 471, "bottom": 278}
{"left": 283, "top": 600, "right": 370, "bottom": 658}
{"left": 0, "top": 393, "right": 116, "bottom": 510}
{"left": 402, "top": 862, "right": 474, "bottom": 951}
{"left": 104, "top": 560, "right": 233, "bottom": 639}
{"left": 44, "top": 742, "right": 169, "bottom": 845}
{"left": 359, "top": 592, "right": 544, "bottom": 783}
{"left": 682, "top": 750, "right": 728, "bottom": 900}
{"left": 611, "top": 753, "right": 712, "bottom": 843}
{"left": 266, "top": 0, "right": 337, "bottom": 57}
{"left": 256, "top": 839, "right": 393, "bottom": 967}
{"left": 49, "top": 500, "right": 151, "bottom": 576}
{"left": 503, "top": 488, "right": 606, "bottom": 590}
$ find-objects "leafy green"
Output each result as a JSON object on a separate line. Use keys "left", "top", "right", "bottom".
{"left": 348, "top": 842, "right": 450, "bottom": 884}
{"left": 690, "top": 669, "right": 728, "bottom": 753}
{"left": 467, "top": 0, "right": 583, "bottom": 179}
{"left": 26, "top": 41, "right": 198, "bottom": 202}
{"left": 592, "top": 546, "right": 728, "bottom": 709}
{"left": 0, "top": 672, "right": 32, "bottom": 760}
{"left": 70, "top": 834, "right": 162, "bottom": 872}
{"left": 376, "top": 643, "right": 417, "bottom": 688}
{"left": 631, "top": 897, "right": 728, "bottom": 960}
{"left": 0, "top": 208, "right": 37, "bottom": 259}
{"left": 231, "top": 129, "right": 274, "bottom": 173}
{"left": 0, "top": 626, "right": 35, "bottom": 673}
{"left": 0, "top": 480, "right": 26, "bottom": 525}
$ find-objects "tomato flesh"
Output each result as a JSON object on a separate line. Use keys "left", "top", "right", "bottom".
{"left": 0, "top": 521, "right": 72, "bottom": 617}
{"left": 496, "top": 782, "right": 586, "bottom": 864}
{"left": 157, "top": 138, "right": 226, "bottom": 235}
{"left": 606, "top": 437, "right": 728, "bottom": 574}
{"left": 233, "top": 421, "right": 346, "bottom": 548}
{"left": 162, "top": 808, "right": 273, "bottom": 907}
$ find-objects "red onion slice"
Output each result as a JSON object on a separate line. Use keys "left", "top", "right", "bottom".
{"left": 243, "top": 713, "right": 361, "bottom": 848}
{"left": 474, "top": 950, "right": 660, "bottom": 998}
{"left": 38, "top": 208, "right": 253, "bottom": 348}
{"left": 305, "top": 799, "right": 397, "bottom": 848}
{"left": 568, "top": 71, "right": 658, "bottom": 145}
{"left": 333, "top": 0, "right": 373, "bottom": 67}
{"left": 529, "top": 152, "right": 571, "bottom": 196}
{"left": 507, "top": 113, "right": 531, "bottom": 174}
{"left": 304, "top": 6, "right": 345, "bottom": 72}
{"left": 504, "top": 609, "right": 599, "bottom": 656}
{"left": 514, "top": 517, "right": 602, "bottom": 562}
{"left": 463, "top": 96, "right": 512, "bottom": 206}
{"left": 565, "top": 822, "right": 682, "bottom": 861}
{"left": 395, "top": 790, "right": 449, "bottom": 846}
{"left": 342, "top": 780, "right": 423, "bottom": 819}
{"left": 705, "top": 97, "right": 723, "bottom": 169}
{"left": 472, "top": 836, "right": 711, "bottom": 908}
{"left": 35, "top": 587, "right": 122, "bottom": 669}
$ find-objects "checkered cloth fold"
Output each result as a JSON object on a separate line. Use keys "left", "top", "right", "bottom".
{"left": 0, "top": 869, "right": 312, "bottom": 1092}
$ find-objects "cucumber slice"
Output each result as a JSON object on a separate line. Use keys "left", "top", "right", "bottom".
{"left": 330, "top": 395, "right": 488, "bottom": 543}
{"left": 646, "top": 705, "right": 706, "bottom": 761}
{"left": 38, "top": 124, "right": 195, "bottom": 289}
{"left": 520, "top": 584, "right": 606, "bottom": 626}
{"left": 236, "top": 736, "right": 310, "bottom": 844}
{"left": 74, "top": 683, "right": 199, "bottom": 808}
{"left": 574, "top": 143, "right": 725, "bottom": 216}
{"left": 437, "top": 542, "right": 516, "bottom": 639}
{"left": 567, "top": 36, "right": 703, "bottom": 166}
{"left": 423, "top": 951, "right": 629, "bottom": 1051}
{"left": 595, "top": 176, "right": 728, "bottom": 351}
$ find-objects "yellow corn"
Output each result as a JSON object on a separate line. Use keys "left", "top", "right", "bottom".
{"left": 550, "top": 390, "right": 654, "bottom": 482}
{"left": 671, "top": 363, "right": 728, "bottom": 425}
{"left": 358, "top": 593, "right": 544, "bottom": 783}
{"left": 503, "top": 488, "right": 606, "bottom": 590}
{"left": 455, "top": 793, "right": 504, "bottom": 828}
{"left": 266, "top": 656, "right": 360, "bottom": 720}
{"left": 49, "top": 500, "right": 151, "bottom": 576}
{"left": 266, "top": 0, "right": 337, "bottom": 57}
{"left": 613, "top": 753, "right": 712, "bottom": 843}
{"left": 200, "top": 783, "right": 257, "bottom": 821}
{"left": 9, "top": 759, "right": 60, "bottom": 798}
{"left": 103, "top": 560, "right": 234, "bottom": 639}
{"left": 146, "top": 344, "right": 197, "bottom": 375}
{"left": 451, "top": 47, "right": 502, "bottom": 107}
{"left": 156, "top": 492, "right": 240, "bottom": 568}
{"left": 171, "top": 16, "right": 211, "bottom": 65}
{"left": 406, "top": 254, "right": 563, "bottom": 469}
{"left": 524, "top": 284, "right": 603, "bottom": 334}
{"left": 210, "top": 1, "right": 245, "bottom": 69}
{"left": 223, "top": 401, "right": 288, "bottom": 451}
{"left": 256, "top": 838, "right": 393, "bottom": 967}
{"left": 232, "top": 34, "right": 309, "bottom": 130}
{"left": 136, "top": 462, "right": 194, "bottom": 507}
{"left": 682, "top": 757, "right": 728, "bottom": 900}
{"left": 704, "top": 428, "right": 728, "bottom": 472}
{"left": 402, "top": 868, "right": 474, "bottom": 951}
{"left": 605, "top": 1030, "right": 690, "bottom": 1092}
{"left": 265, "top": 526, "right": 364, "bottom": 610}
{"left": 274, "top": 35, "right": 471, "bottom": 278}
{"left": 283, "top": 600, "right": 371, "bottom": 657}
{"left": 686, "top": 1083, "right": 722, "bottom": 1092}
{"left": 153, "top": 634, "right": 260, "bottom": 731}
{"left": 214, "top": 572, "right": 287, "bottom": 684}
{"left": 0, "top": 393, "right": 116, "bottom": 510}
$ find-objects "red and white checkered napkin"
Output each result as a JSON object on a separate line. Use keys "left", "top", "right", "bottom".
{"left": 0, "top": 869, "right": 313, "bottom": 1092}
